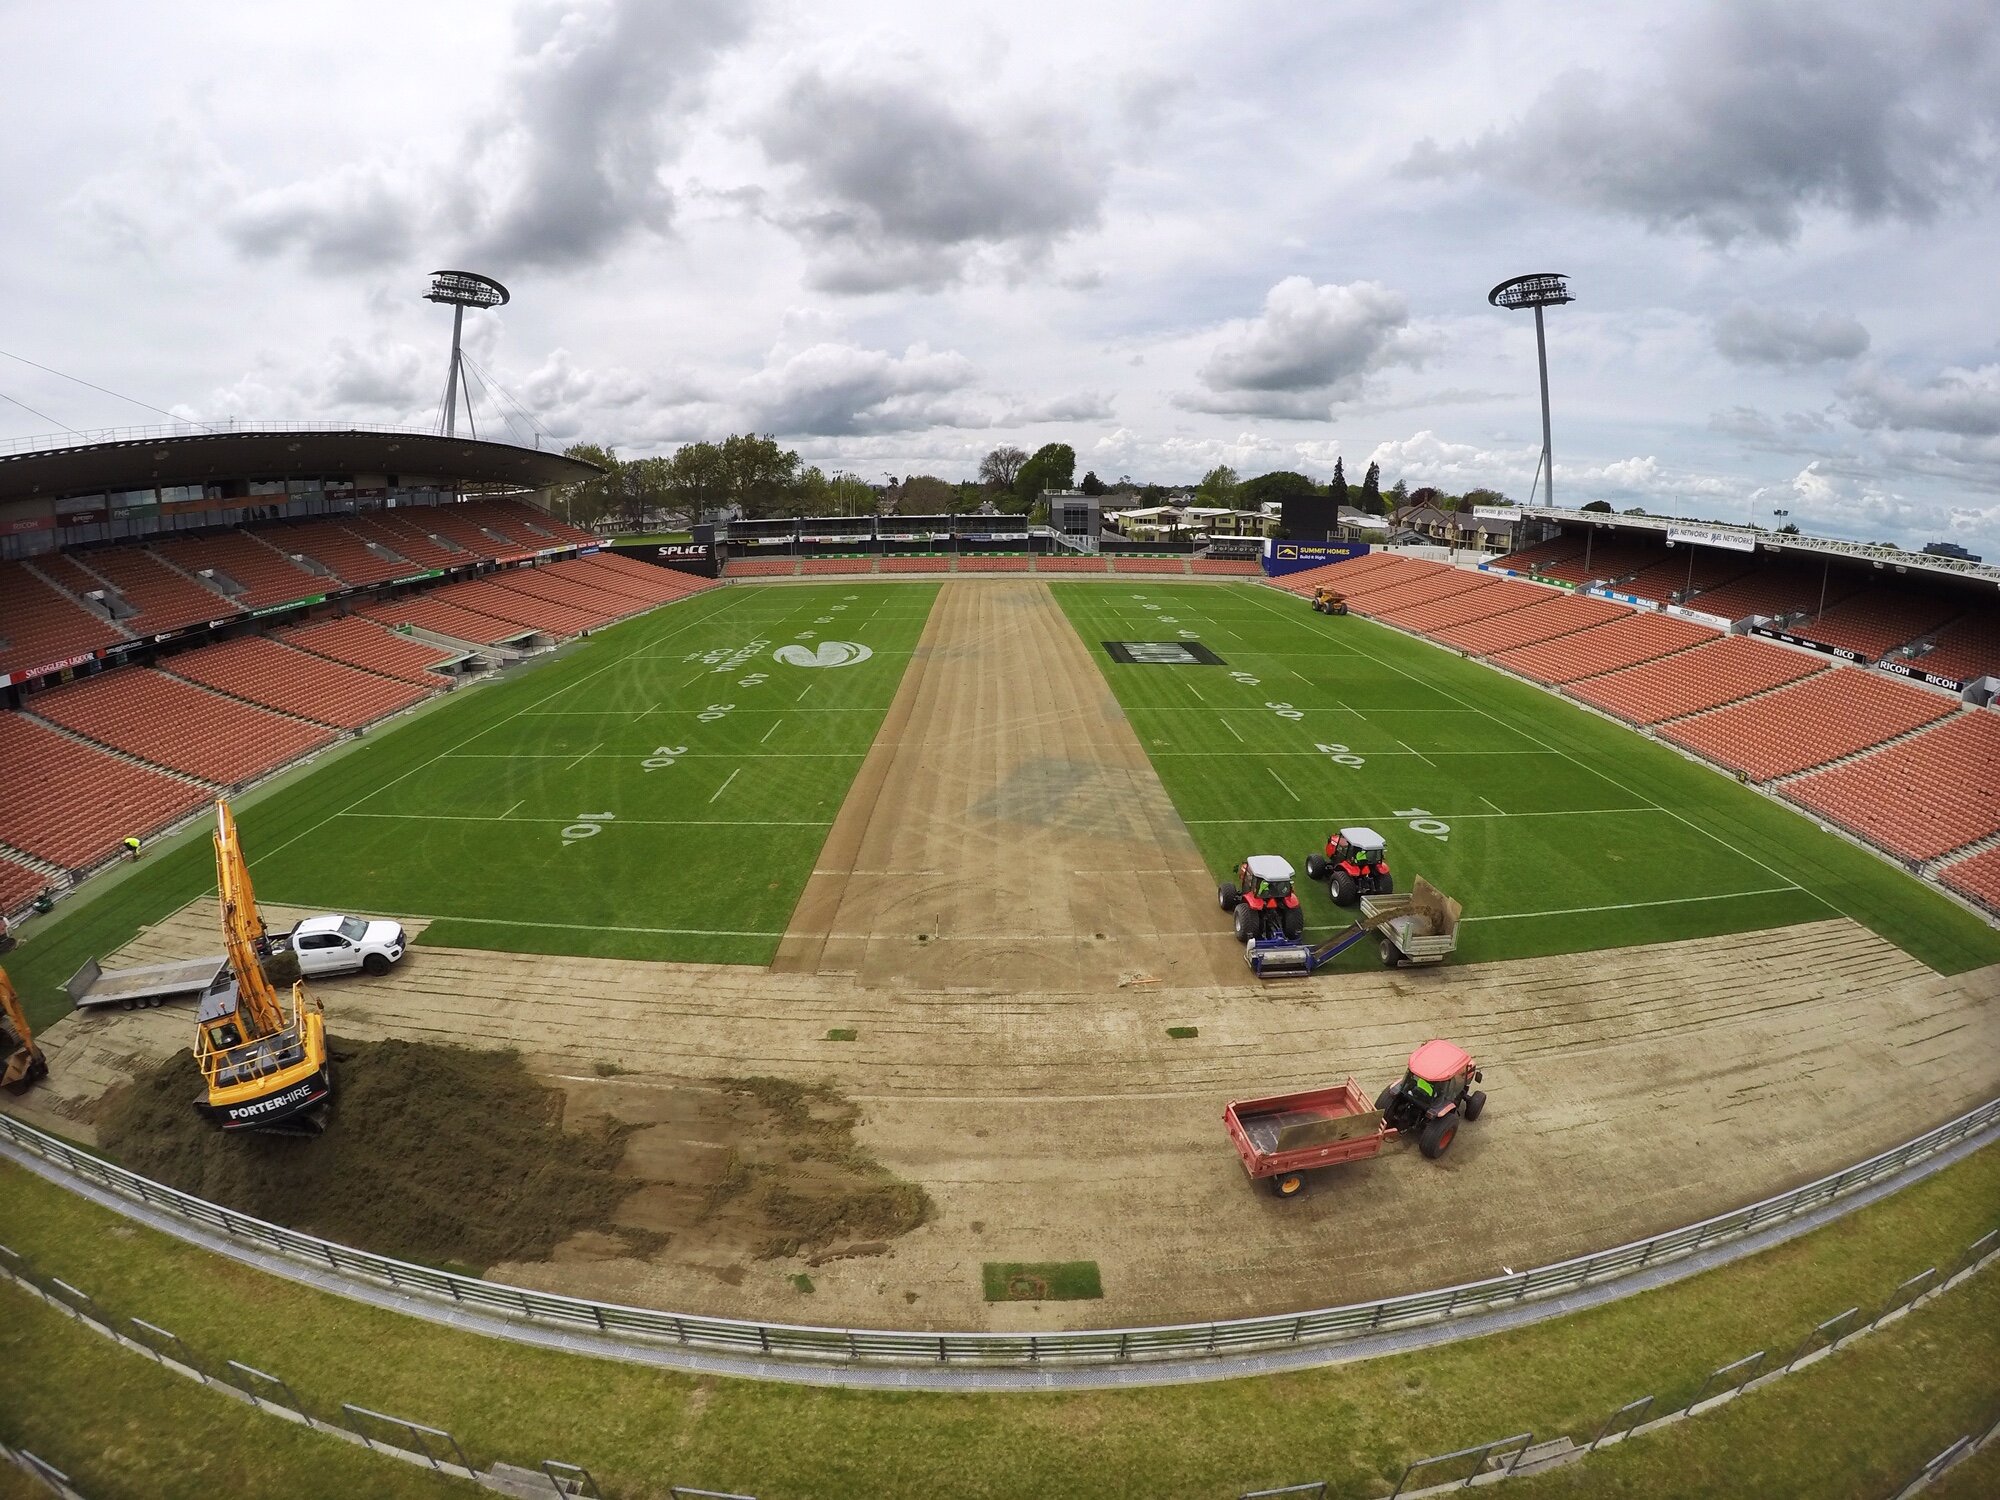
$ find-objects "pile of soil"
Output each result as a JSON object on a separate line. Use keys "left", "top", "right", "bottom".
{"left": 97, "top": 1038, "right": 636, "bottom": 1272}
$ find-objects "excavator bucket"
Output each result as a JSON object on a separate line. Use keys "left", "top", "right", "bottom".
{"left": 1, "top": 967, "right": 49, "bottom": 1094}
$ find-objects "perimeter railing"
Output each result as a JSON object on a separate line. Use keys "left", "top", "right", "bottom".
{"left": 1, "top": 1097, "right": 1994, "bottom": 1371}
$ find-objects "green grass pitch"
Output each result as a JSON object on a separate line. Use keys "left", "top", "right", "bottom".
{"left": 1051, "top": 581, "right": 1999, "bottom": 974}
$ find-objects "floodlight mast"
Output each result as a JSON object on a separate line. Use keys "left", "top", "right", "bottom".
{"left": 424, "top": 270, "right": 510, "bottom": 439}
{"left": 1488, "top": 273, "right": 1573, "bottom": 509}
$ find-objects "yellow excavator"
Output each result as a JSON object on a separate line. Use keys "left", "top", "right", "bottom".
{"left": 1, "top": 965, "right": 49, "bottom": 1094}
{"left": 193, "top": 800, "right": 332, "bottom": 1132}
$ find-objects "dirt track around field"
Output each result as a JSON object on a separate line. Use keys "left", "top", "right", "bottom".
{"left": 12, "top": 580, "right": 2000, "bottom": 1335}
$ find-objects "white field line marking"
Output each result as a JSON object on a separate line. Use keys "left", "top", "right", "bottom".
{"left": 1480, "top": 793, "right": 1504, "bottom": 814}
{"left": 1292, "top": 669, "right": 1311, "bottom": 683}
{"left": 707, "top": 767, "right": 742, "bottom": 803}
{"left": 1236, "top": 586, "right": 1820, "bottom": 902}
{"left": 563, "top": 742, "right": 601, "bottom": 771}
{"left": 1185, "top": 807, "right": 1659, "bottom": 824}
{"left": 759, "top": 721, "right": 781, "bottom": 743}
{"left": 1151, "top": 748, "right": 1553, "bottom": 758}
{"left": 1462, "top": 887, "right": 1800, "bottom": 922}
{"left": 1220, "top": 717, "right": 1246, "bottom": 743}
{"left": 337, "top": 811, "right": 832, "bottom": 826}
{"left": 1266, "top": 767, "right": 1301, "bottom": 801}
{"left": 500, "top": 799, "right": 526, "bottom": 819}
{"left": 798, "top": 680, "right": 816, "bottom": 700}
{"left": 247, "top": 590, "right": 752, "bottom": 870}
{"left": 1396, "top": 738, "right": 1436, "bottom": 768}
{"left": 435, "top": 915, "right": 782, "bottom": 937}
{"left": 445, "top": 751, "right": 862, "bottom": 759}
{"left": 1184, "top": 681, "right": 1206, "bottom": 702}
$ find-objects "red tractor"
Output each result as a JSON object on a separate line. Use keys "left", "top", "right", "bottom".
{"left": 1219, "top": 855, "right": 1306, "bottom": 942}
{"left": 1306, "top": 826, "right": 1393, "bottom": 906}
{"left": 1373, "top": 1039, "right": 1486, "bottom": 1159}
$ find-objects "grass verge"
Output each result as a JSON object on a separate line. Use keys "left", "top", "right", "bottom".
{"left": 981, "top": 1261, "right": 1105, "bottom": 1302}
{"left": 0, "top": 1139, "right": 1992, "bottom": 1499}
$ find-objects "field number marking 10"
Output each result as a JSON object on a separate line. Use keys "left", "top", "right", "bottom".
{"left": 1394, "top": 806, "right": 1452, "bottom": 841}
{"left": 562, "top": 812, "right": 616, "bottom": 845}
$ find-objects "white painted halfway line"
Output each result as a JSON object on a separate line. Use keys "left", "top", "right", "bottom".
{"left": 709, "top": 767, "right": 742, "bottom": 803}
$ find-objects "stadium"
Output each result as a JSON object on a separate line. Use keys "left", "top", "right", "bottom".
{"left": 1, "top": 402, "right": 1997, "bottom": 1498}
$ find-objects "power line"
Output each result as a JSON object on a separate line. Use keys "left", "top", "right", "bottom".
{"left": 0, "top": 346, "right": 206, "bottom": 427}
{"left": 0, "top": 389, "right": 75, "bottom": 432}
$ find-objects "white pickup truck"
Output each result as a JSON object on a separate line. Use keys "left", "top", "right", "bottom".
{"left": 284, "top": 915, "right": 408, "bottom": 978}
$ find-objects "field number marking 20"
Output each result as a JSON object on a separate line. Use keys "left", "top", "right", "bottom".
{"left": 1314, "top": 741, "right": 1366, "bottom": 768}
{"left": 1394, "top": 806, "right": 1451, "bottom": 842}
{"left": 641, "top": 744, "right": 690, "bottom": 772}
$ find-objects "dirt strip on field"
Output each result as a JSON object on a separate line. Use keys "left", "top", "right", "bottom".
{"left": 774, "top": 579, "right": 1245, "bottom": 992}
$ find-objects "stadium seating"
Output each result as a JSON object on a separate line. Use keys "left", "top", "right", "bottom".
{"left": 487, "top": 569, "right": 629, "bottom": 626}
{"left": 1782, "top": 711, "right": 2000, "bottom": 861}
{"left": 275, "top": 616, "right": 457, "bottom": 685}
{"left": 491, "top": 498, "right": 596, "bottom": 546}
{"left": 1898, "top": 614, "right": 2000, "bottom": 685}
{"left": 31, "top": 552, "right": 123, "bottom": 604}
{"left": 1430, "top": 593, "right": 1628, "bottom": 655}
{"left": 1531, "top": 537, "right": 1663, "bottom": 589}
{"left": 1786, "top": 590, "right": 1966, "bottom": 660}
{"left": 67, "top": 547, "right": 237, "bottom": 636}
{"left": 1567, "top": 636, "right": 1828, "bottom": 725}
{"left": 416, "top": 507, "right": 520, "bottom": 560}
{"left": 1614, "top": 550, "right": 1753, "bottom": 606}
{"left": 1491, "top": 612, "right": 1714, "bottom": 685}
{"left": 1489, "top": 536, "right": 1585, "bottom": 575}
{"left": 273, "top": 518, "right": 412, "bottom": 588}
{"left": 0, "top": 857, "right": 48, "bottom": 917}
{"left": 359, "top": 594, "right": 531, "bottom": 645}
{"left": 436, "top": 578, "right": 603, "bottom": 635}
{"left": 1264, "top": 553, "right": 1412, "bottom": 598}
{"left": 1658, "top": 668, "right": 1957, "bottom": 781}
{"left": 0, "top": 562, "right": 128, "bottom": 678}
{"left": 30, "top": 668, "right": 335, "bottom": 787}
{"left": 1941, "top": 845, "right": 2000, "bottom": 915}
{"left": 166, "top": 636, "right": 429, "bottom": 730}
{"left": 1036, "top": 556, "right": 1113, "bottom": 573}
{"left": 346, "top": 511, "right": 476, "bottom": 571}
{"left": 1343, "top": 564, "right": 1479, "bottom": 614}
{"left": 1110, "top": 557, "right": 1191, "bottom": 574}
{"left": 1191, "top": 558, "right": 1260, "bottom": 575}
{"left": 877, "top": 557, "right": 944, "bottom": 573}
{"left": 1683, "top": 559, "right": 1860, "bottom": 624}
{"left": 555, "top": 552, "right": 713, "bottom": 604}
{"left": 956, "top": 555, "right": 1031, "bottom": 572}
{"left": 154, "top": 530, "right": 324, "bottom": 611}
{"left": 726, "top": 558, "right": 800, "bottom": 577}
{"left": 0, "top": 712, "right": 209, "bottom": 871}
{"left": 1379, "top": 577, "right": 1552, "bottom": 633}
{"left": 800, "top": 558, "right": 875, "bottom": 575}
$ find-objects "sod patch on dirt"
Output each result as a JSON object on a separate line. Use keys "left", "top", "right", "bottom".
{"left": 96, "top": 1038, "right": 638, "bottom": 1273}
{"left": 982, "top": 1261, "right": 1103, "bottom": 1302}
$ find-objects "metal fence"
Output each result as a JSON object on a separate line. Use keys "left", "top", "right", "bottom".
{"left": 1, "top": 1096, "right": 1993, "bottom": 1371}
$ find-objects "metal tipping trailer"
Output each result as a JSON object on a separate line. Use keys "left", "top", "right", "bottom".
{"left": 1246, "top": 878, "right": 1463, "bottom": 977}
{"left": 67, "top": 954, "right": 230, "bottom": 1012}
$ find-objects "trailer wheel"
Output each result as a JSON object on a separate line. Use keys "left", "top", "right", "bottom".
{"left": 1464, "top": 1090, "right": 1486, "bottom": 1122}
{"left": 1271, "top": 1173, "right": 1305, "bottom": 1198}
{"left": 120, "top": 998, "right": 137, "bottom": 1011}
{"left": 362, "top": 953, "right": 391, "bottom": 977}
{"left": 1331, "top": 871, "right": 1359, "bottom": 906}
{"left": 1419, "top": 1115, "right": 1457, "bottom": 1159}
{"left": 1379, "top": 938, "right": 1402, "bottom": 967}
{"left": 1233, "top": 904, "right": 1259, "bottom": 942}
{"left": 1282, "top": 906, "right": 1305, "bottom": 940}
{"left": 1305, "top": 853, "right": 1330, "bottom": 881}
{"left": 1218, "top": 882, "right": 1240, "bottom": 911}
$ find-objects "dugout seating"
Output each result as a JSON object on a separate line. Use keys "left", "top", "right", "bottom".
{"left": 1431, "top": 593, "right": 1628, "bottom": 655}
{"left": 0, "top": 562, "right": 128, "bottom": 678}
{"left": 63, "top": 547, "right": 237, "bottom": 636}
{"left": 153, "top": 530, "right": 323, "bottom": 611}
{"left": 0, "top": 857, "right": 47, "bottom": 918}
{"left": 1898, "top": 614, "right": 2000, "bottom": 685}
{"left": 1380, "top": 577, "right": 1552, "bottom": 633}
{"left": 437, "top": 578, "right": 602, "bottom": 635}
{"left": 1658, "top": 667, "right": 1956, "bottom": 782}
{"left": 1684, "top": 559, "right": 1860, "bottom": 624}
{"left": 273, "top": 519, "right": 410, "bottom": 588}
{"left": 726, "top": 558, "right": 799, "bottom": 577}
{"left": 275, "top": 616, "right": 456, "bottom": 685}
{"left": 1567, "top": 635, "right": 1827, "bottom": 725}
{"left": 1036, "top": 556, "right": 1112, "bottom": 573}
{"left": 359, "top": 594, "right": 530, "bottom": 645}
{"left": 1492, "top": 612, "right": 1714, "bottom": 686}
{"left": 1782, "top": 711, "right": 2000, "bottom": 862}
{"left": 1788, "top": 590, "right": 1969, "bottom": 661}
{"left": 1191, "top": 558, "right": 1259, "bottom": 575}
{"left": 30, "top": 668, "right": 335, "bottom": 787}
{"left": 956, "top": 555, "right": 1030, "bottom": 572}
{"left": 166, "top": 636, "right": 429, "bottom": 730}
{"left": 346, "top": 511, "right": 475, "bottom": 571}
{"left": 800, "top": 558, "right": 874, "bottom": 575}
{"left": 1941, "top": 845, "right": 2000, "bottom": 915}
{"left": 0, "top": 712, "right": 208, "bottom": 871}
{"left": 1110, "top": 557, "right": 1191, "bottom": 574}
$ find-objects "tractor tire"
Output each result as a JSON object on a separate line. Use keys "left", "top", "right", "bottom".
{"left": 1330, "top": 871, "right": 1359, "bottom": 906}
{"left": 1233, "top": 905, "right": 1259, "bottom": 942}
{"left": 362, "top": 953, "right": 391, "bottom": 977}
{"left": 1377, "top": 873, "right": 1395, "bottom": 896}
{"left": 1218, "top": 883, "right": 1240, "bottom": 911}
{"left": 1419, "top": 1115, "right": 1458, "bottom": 1160}
{"left": 1375, "top": 1084, "right": 1397, "bottom": 1113}
{"left": 1304, "top": 853, "right": 1330, "bottom": 881}
{"left": 1282, "top": 906, "right": 1305, "bottom": 940}
{"left": 1271, "top": 1172, "right": 1305, "bottom": 1198}
{"left": 1464, "top": 1090, "right": 1487, "bottom": 1122}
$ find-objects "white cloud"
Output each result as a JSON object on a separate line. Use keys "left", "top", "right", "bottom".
{"left": 1181, "top": 278, "right": 1428, "bottom": 418}
{"left": 1712, "top": 304, "right": 1870, "bottom": 368}
{"left": 1843, "top": 363, "right": 2000, "bottom": 437}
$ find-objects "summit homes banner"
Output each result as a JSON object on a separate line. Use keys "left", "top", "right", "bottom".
{"left": 1262, "top": 539, "right": 1368, "bottom": 576}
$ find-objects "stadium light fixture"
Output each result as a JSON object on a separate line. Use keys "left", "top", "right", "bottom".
{"left": 1488, "top": 273, "right": 1574, "bottom": 509}
{"left": 424, "top": 270, "right": 510, "bottom": 440}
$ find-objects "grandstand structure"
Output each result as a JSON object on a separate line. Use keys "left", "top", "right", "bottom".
{"left": 0, "top": 428, "right": 717, "bottom": 912}
{"left": 1270, "top": 512, "right": 2000, "bottom": 916}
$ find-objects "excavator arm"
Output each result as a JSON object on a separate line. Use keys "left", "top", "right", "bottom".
{"left": 1, "top": 966, "right": 49, "bottom": 1094}
{"left": 213, "top": 800, "right": 287, "bottom": 1040}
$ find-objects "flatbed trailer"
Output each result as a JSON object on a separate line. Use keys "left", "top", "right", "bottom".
{"left": 1223, "top": 1079, "right": 1391, "bottom": 1194}
{"left": 67, "top": 954, "right": 229, "bottom": 1012}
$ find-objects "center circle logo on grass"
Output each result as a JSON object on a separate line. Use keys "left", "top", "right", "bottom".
{"left": 774, "top": 641, "right": 873, "bottom": 669}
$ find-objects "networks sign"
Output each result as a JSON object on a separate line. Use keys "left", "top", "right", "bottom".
{"left": 1666, "top": 525, "right": 1757, "bottom": 554}
{"left": 1262, "top": 540, "right": 1368, "bottom": 577}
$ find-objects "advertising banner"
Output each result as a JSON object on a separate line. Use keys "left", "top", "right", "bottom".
{"left": 1878, "top": 659, "right": 1969, "bottom": 693}
{"left": 1665, "top": 603, "right": 1735, "bottom": 631}
{"left": 1586, "top": 586, "right": 1660, "bottom": 610}
{"left": 1666, "top": 525, "right": 1757, "bottom": 553}
{"left": 1750, "top": 625, "right": 1868, "bottom": 663}
{"left": 1261, "top": 539, "right": 1369, "bottom": 576}
{"left": 610, "top": 540, "right": 718, "bottom": 578}
{"left": 1472, "top": 505, "right": 1518, "bottom": 521}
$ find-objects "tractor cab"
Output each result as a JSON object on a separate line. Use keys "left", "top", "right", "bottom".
{"left": 1307, "top": 827, "right": 1394, "bottom": 906}
{"left": 1375, "top": 1038, "right": 1486, "bottom": 1157}
{"left": 1219, "top": 855, "right": 1306, "bottom": 942}
{"left": 1238, "top": 854, "right": 1297, "bottom": 907}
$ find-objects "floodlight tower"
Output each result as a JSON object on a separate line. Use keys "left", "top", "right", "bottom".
{"left": 1487, "top": 273, "right": 1574, "bottom": 508}
{"left": 424, "top": 270, "right": 510, "bottom": 438}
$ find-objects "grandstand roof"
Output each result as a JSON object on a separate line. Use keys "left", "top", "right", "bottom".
{"left": 0, "top": 424, "right": 599, "bottom": 502}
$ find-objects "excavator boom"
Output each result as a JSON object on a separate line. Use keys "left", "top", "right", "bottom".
{"left": 1, "top": 966, "right": 49, "bottom": 1094}
{"left": 213, "top": 800, "right": 286, "bottom": 1039}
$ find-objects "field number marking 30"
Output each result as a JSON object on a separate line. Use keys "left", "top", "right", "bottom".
{"left": 1394, "top": 806, "right": 1451, "bottom": 841}
{"left": 697, "top": 703, "right": 734, "bottom": 723}
{"left": 1266, "top": 700, "right": 1304, "bottom": 721}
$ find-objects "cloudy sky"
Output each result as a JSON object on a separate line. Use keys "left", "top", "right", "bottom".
{"left": 3, "top": 0, "right": 1998, "bottom": 552}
